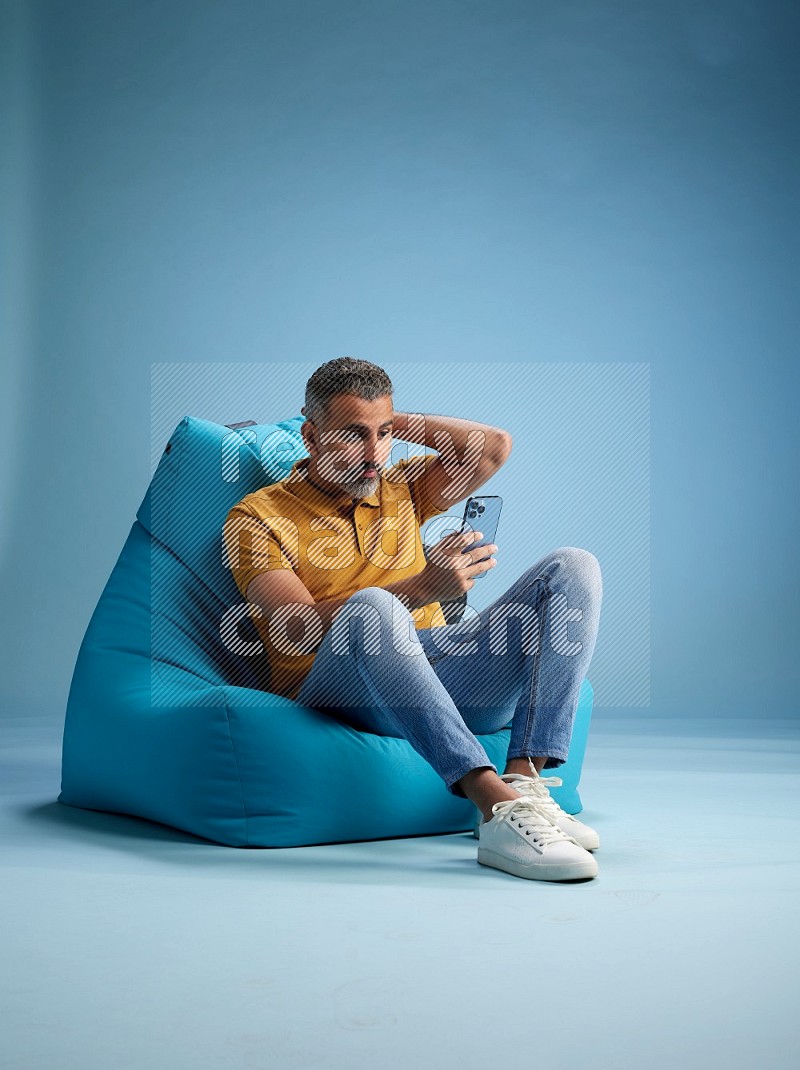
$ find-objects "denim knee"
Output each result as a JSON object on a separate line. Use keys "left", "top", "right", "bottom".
{"left": 344, "top": 586, "right": 412, "bottom": 617}
{"left": 559, "top": 547, "right": 601, "bottom": 592}
{"left": 522, "top": 547, "right": 602, "bottom": 597}
{"left": 332, "top": 586, "right": 419, "bottom": 658}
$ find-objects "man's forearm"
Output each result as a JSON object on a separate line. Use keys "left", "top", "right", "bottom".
{"left": 392, "top": 410, "right": 511, "bottom": 465}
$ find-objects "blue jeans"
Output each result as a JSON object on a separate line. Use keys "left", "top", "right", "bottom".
{"left": 296, "top": 546, "right": 603, "bottom": 798}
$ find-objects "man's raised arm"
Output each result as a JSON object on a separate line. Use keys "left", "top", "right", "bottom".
{"left": 390, "top": 410, "right": 512, "bottom": 513}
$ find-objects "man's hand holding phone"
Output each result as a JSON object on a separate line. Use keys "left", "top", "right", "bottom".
{"left": 414, "top": 529, "right": 498, "bottom": 605}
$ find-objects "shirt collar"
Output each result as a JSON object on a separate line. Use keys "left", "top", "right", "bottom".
{"left": 284, "top": 457, "right": 381, "bottom": 510}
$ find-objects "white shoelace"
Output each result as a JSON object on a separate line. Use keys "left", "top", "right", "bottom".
{"left": 489, "top": 796, "right": 575, "bottom": 847}
{"left": 514, "top": 775, "right": 572, "bottom": 822}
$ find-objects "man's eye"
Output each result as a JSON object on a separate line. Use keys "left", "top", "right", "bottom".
{"left": 379, "top": 430, "right": 391, "bottom": 438}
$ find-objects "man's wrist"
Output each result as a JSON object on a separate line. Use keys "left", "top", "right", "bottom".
{"left": 392, "top": 411, "right": 409, "bottom": 437}
{"left": 390, "top": 570, "right": 431, "bottom": 611}
{"left": 391, "top": 411, "right": 426, "bottom": 445}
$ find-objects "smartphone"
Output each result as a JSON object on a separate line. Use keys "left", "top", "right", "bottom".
{"left": 460, "top": 495, "right": 502, "bottom": 578}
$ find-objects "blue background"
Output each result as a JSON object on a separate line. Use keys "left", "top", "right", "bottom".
{"left": 1, "top": 0, "right": 797, "bottom": 722}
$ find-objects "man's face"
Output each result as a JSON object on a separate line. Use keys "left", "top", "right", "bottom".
{"left": 303, "top": 393, "right": 394, "bottom": 499}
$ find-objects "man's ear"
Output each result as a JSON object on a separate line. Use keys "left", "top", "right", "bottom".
{"left": 301, "top": 418, "right": 317, "bottom": 455}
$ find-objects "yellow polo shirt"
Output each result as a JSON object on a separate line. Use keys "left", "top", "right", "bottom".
{"left": 222, "top": 453, "right": 449, "bottom": 700}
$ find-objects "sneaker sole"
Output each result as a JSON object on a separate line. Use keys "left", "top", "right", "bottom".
{"left": 474, "top": 824, "right": 600, "bottom": 852}
{"left": 477, "top": 846, "right": 599, "bottom": 882}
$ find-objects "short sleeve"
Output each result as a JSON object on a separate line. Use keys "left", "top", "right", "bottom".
{"left": 222, "top": 505, "right": 293, "bottom": 600}
{"left": 384, "top": 453, "right": 447, "bottom": 526}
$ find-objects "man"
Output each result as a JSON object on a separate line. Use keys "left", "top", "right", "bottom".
{"left": 223, "top": 357, "right": 603, "bottom": 882}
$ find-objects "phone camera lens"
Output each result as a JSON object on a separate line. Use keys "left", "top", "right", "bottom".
{"left": 477, "top": 504, "right": 485, "bottom": 514}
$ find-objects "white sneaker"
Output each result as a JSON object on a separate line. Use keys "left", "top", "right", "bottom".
{"left": 473, "top": 764, "right": 600, "bottom": 851}
{"left": 477, "top": 796, "right": 598, "bottom": 882}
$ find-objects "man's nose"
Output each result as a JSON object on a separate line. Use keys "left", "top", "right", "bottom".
{"left": 362, "top": 437, "right": 380, "bottom": 465}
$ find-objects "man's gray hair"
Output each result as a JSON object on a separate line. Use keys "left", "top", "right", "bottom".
{"left": 305, "top": 357, "right": 393, "bottom": 421}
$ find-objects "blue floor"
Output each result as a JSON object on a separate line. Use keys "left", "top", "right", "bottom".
{"left": 2, "top": 713, "right": 798, "bottom": 1070}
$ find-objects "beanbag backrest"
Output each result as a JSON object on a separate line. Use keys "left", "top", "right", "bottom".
{"left": 137, "top": 414, "right": 306, "bottom": 596}
{"left": 135, "top": 415, "right": 307, "bottom": 697}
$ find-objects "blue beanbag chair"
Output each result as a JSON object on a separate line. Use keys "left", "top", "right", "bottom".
{"left": 58, "top": 414, "right": 595, "bottom": 847}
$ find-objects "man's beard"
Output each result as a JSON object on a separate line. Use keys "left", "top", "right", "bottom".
{"left": 339, "top": 462, "right": 382, "bottom": 500}
{"left": 315, "top": 455, "right": 383, "bottom": 499}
